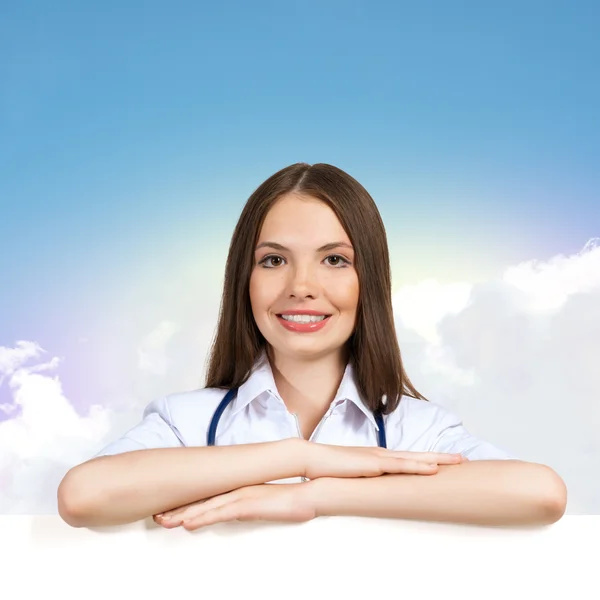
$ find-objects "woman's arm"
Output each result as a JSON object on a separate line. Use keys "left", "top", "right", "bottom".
{"left": 58, "top": 440, "right": 466, "bottom": 528}
{"left": 309, "top": 460, "right": 567, "bottom": 526}
{"left": 58, "top": 438, "right": 307, "bottom": 528}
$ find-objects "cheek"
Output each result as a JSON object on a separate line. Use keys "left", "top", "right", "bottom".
{"left": 249, "top": 273, "right": 262, "bottom": 311}
{"left": 336, "top": 273, "right": 359, "bottom": 310}
{"left": 249, "top": 271, "right": 273, "bottom": 315}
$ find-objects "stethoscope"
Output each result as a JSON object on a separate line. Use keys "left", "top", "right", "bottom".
{"left": 207, "top": 388, "right": 388, "bottom": 448}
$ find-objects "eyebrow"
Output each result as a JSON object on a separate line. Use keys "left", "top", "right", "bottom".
{"left": 255, "top": 241, "right": 354, "bottom": 252}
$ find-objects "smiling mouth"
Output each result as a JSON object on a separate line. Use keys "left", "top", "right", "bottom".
{"left": 276, "top": 314, "right": 331, "bottom": 323}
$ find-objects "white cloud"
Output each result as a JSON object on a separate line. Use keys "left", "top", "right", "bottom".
{"left": 502, "top": 236, "right": 600, "bottom": 312}
{"left": 0, "top": 238, "right": 598, "bottom": 514}
{"left": 0, "top": 343, "right": 113, "bottom": 512}
{"left": 392, "top": 279, "right": 473, "bottom": 345}
{"left": 137, "top": 320, "right": 181, "bottom": 375}
{"left": 394, "top": 238, "right": 600, "bottom": 514}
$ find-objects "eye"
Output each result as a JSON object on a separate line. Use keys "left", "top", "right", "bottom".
{"left": 325, "top": 255, "right": 350, "bottom": 267}
{"left": 257, "top": 254, "right": 351, "bottom": 268}
{"left": 258, "top": 255, "right": 284, "bottom": 268}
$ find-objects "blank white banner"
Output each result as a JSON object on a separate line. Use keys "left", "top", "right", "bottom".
{"left": 1, "top": 515, "right": 598, "bottom": 600}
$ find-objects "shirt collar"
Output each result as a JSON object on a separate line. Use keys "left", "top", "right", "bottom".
{"left": 229, "top": 348, "right": 380, "bottom": 430}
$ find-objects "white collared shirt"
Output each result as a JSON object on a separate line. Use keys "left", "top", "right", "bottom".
{"left": 93, "top": 351, "right": 516, "bottom": 481}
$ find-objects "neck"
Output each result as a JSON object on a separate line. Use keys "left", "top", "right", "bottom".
{"left": 267, "top": 346, "right": 350, "bottom": 418}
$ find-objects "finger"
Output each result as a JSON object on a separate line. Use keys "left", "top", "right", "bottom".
{"left": 164, "top": 490, "right": 242, "bottom": 526}
{"left": 165, "top": 494, "right": 218, "bottom": 516}
{"left": 153, "top": 514, "right": 181, "bottom": 529}
{"left": 156, "top": 507, "right": 187, "bottom": 524}
{"left": 186, "top": 492, "right": 239, "bottom": 517}
{"left": 342, "top": 445, "right": 463, "bottom": 463}
{"left": 158, "top": 508, "right": 199, "bottom": 527}
{"left": 160, "top": 490, "right": 235, "bottom": 521}
{"left": 154, "top": 516, "right": 176, "bottom": 529}
{"left": 159, "top": 503, "right": 198, "bottom": 521}
{"left": 156, "top": 514, "right": 184, "bottom": 528}
{"left": 183, "top": 500, "right": 248, "bottom": 531}
{"left": 383, "top": 459, "right": 440, "bottom": 474}
{"left": 384, "top": 451, "right": 465, "bottom": 463}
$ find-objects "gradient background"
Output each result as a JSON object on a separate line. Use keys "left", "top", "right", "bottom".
{"left": 1, "top": 1, "right": 598, "bottom": 513}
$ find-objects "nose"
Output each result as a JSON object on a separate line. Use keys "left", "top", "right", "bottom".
{"left": 286, "top": 261, "right": 319, "bottom": 299}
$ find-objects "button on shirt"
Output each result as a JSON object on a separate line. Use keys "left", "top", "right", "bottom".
{"left": 93, "top": 351, "right": 516, "bottom": 482}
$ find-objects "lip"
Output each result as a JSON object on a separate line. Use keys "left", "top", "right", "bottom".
{"left": 277, "top": 309, "right": 332, "bottom": 316}
{"left": 276, "top": 313, "right": 331, "bottom": 333}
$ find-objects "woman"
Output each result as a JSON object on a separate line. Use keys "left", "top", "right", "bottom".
{"left": 57, "top": 163, "right": 567, "bottom": 529}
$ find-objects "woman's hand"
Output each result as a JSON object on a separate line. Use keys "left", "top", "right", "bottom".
{"left": 303, "top": 443, "right": 468, "bottom": 480}
{"left": 154, "top": 483, "right": 317, "bottom": 531}
{"left": 152, "top": 446, "right": 469, "bottom": 530}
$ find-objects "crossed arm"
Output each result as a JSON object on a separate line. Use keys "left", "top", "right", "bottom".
{"left": 310, "top": 460, "right": 567, "bottom": 526}
{"left": 153, "top": 459, "right": 566, "bottom": 530}
{"left": 58, "top": 438, "right": 567, "bottom": 529}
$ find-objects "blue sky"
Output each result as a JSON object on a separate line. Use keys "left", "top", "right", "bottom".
{"left": 2, "top": 1, "right": 598, "bottom": 213}
{"left": 1, "top": 0, "right": 599, "bottom": 395}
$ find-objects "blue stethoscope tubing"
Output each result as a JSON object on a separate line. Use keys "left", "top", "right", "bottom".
{"left": 207, "top": 388, "right": 387, "bottom": 448}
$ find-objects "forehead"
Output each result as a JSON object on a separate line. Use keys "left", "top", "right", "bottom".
{"left": 257, "top": 193, "right": 350, "bottom": 243}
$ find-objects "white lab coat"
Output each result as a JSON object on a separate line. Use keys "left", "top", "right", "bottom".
{"left": 94, "top": 350, "right": 516, "bottom": 472}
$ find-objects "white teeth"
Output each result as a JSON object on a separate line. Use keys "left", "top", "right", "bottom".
{"left": 281, "top": 314, "right": 327, "bottom": 323}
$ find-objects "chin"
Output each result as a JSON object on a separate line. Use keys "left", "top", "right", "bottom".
{"left": 273, "top": 342, "right": 344, "bottom": 359}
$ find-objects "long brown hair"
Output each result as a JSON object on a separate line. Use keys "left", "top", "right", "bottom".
{"left": 204, "top": 162, "right": 428, "bottom": 414}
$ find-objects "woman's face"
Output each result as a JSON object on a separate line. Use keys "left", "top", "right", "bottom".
{"left": 249, "top": 192, "right": 360, "bottom": 363}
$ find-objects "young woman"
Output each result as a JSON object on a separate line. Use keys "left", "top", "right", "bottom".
{"left": 57, "top": 163, "right": 567, "bottom": 530}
